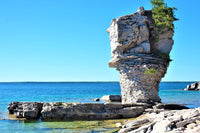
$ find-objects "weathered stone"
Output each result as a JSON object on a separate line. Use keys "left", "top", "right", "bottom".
{"left": 115, "top": 122, "right": 123, "bottom": 128}
{"left": 187, "top": 123, "right": 197, "bottom": 129}
{"left": 7, "top": 102, "right": 19, "bottom": 114}
{"left": 41, "top": 102, "right": 146, "bottom": 120}
{"left": 107, "top": 7, "right": 174, "bottom": 104}
{"left": 6, "top": 102, "right": 148, "bottom": 120}
{"left": 119, "top": 107, "right": 200, "bottom": 133}
{"left": 7, "top": 102, "right": 43, "bottom": 119}
{"left": 184, "top": 82, "right": 200, "bottom": 91}
{"left": 152, "top": 119, "right": 172, "bottom": 132}
{"left": 125, "top": 118, "right": 150, "bottom": 128}
{"left": 100, "top": 95, "right": 121, "bottom": 102}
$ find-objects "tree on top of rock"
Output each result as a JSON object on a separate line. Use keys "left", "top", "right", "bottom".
{"left": 150, "top": 0, "right": 177, "bottom": 32}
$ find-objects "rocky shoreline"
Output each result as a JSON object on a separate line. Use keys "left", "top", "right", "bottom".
{"left": 119, "top": 106, "right": 200, "bottom": 133}
{"left": 7, "top": 102, "right": 150, "bottom": 120}
{"left": 7, "top": 101, "right": 199, "bottom": 133}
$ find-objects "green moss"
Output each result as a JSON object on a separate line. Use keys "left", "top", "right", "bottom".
{"left": 54, "top": 102, "right": 63, "bottom": 106}
{"left": 154, "top": 49, "right": 170, "bottom": 59}
{"left": 153, "top": 35, "right": 159, "bottom": 43}
{"left": 40, "top": 119, "right": 129, "bottom": 132}
{"left": 105, "top": 128, "right": 120, "bottom": 133}
{"left": 144, "top": 68, "right": 156, "bottom": 75}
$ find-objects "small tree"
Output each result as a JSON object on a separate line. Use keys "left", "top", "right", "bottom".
{"left": 151, "top": 0, "right": 177, "bottom": 33}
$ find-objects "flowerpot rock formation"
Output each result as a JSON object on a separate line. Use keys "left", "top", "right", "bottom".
{"left": 107, "top": 7, "right": 174, "bottom": 104}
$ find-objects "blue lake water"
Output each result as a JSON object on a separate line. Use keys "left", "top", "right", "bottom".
{"left": 0, "top": 82, "right": 199, "bottom": 132}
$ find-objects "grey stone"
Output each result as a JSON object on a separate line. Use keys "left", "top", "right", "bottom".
{"left": 107, "top": 7, "right": 174, "bottom": 104}
{"left": 7, "top": 102, "right": 19, "bottom": 114}
{"left": 184, "top": 82, "right": 200, "bottom": 91}
{"left": 41, "top": 102, "right": 146, "bottom": 120}
{"left": 8, "top": 102, "right": 147, "bottom": 120}
{"left": 100, "top": 95, "right": 121, "bottom": 102}
{"left": 119, "top": 107, "right": 200, "bottom": 133}
{"left": 115, "top": 122, "right": 123, "bottom": 128}
{"left": 7, "top": 102, "right": 43, "bottom": 119}
{"left": 186, "top": 123, "right": 197, "bottom": 129}
{"left": 153, "top": 103, "right": 189, "bottom": 110}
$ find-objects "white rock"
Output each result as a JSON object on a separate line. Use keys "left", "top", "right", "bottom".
{"left": 115, "top": 122, "right": 122, "bottom": 128}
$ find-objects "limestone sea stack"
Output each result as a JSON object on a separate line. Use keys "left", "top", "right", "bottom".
{"left": 107, "top": 7, "right": 174, "bottom": 104}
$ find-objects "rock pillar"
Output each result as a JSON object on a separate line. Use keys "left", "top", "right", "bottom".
{"left": 107, "top": 7, "right": 174, "bottom": 104}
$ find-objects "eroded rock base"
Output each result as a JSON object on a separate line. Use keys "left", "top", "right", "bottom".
{"left": 119, "top": 59, "right": 169, "bottom": 104}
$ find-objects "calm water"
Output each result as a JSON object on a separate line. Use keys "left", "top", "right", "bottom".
{"left": 0, "top": 82, "right": 199, "bottom": 132}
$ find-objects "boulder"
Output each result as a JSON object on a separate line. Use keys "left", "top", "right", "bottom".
{"left": 100, "top": 95, "right": 121, "bottom": 102}
{"left": 184, "top": 82, "right": 200, "bottom": 91}
{"left": 7, "top": 102, "right": 43, "bottom": 119}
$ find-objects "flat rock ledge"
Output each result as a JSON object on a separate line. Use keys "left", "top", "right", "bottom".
{"left": 119, "top": 106, "right": 200, "bottom": 133}
{"left": 184, "top": 82, "right": 200, "bottom": 91}
{"left": 8, "top": 102, "right": 150, "bottom": 120}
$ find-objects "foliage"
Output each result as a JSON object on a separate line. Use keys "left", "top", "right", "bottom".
{"left": 150, "top": 0, "right": 177, "bottom": 42}
{"left": 155, "top": 49, "right": 170, "bottom": 59}
{"left": 144, "top": 68, "right": 156, "bottom": 75}
{"left": 54, "top": 102, "right": 63, "bottom": 106}
{"left": 159, "top": 52, "right": 169, "bottom": 59}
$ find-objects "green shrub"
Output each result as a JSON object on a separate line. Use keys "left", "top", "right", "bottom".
{"left": 159, "top": 52, "right": 169, "bottom": 59}
{"left": 150, "top": 0, "right": 177, "bottom": 42}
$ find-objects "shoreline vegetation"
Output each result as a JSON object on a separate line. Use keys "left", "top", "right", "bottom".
{"left": 5, "top": 101, "right": 194, "bottom": 133}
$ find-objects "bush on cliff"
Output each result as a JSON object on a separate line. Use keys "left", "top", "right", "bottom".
{"left": 151, "top": 0, "right": 177, "bottom": 31}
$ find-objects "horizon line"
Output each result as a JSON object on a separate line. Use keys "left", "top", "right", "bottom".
{"left": 0, "top": 81, "right": 198, "bottom": 83}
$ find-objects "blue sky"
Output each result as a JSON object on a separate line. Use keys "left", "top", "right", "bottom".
{"left": 0, "top": 0, "right": 199, "bottom": 82}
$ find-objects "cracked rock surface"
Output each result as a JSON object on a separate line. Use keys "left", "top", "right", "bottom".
{"left": 107, "top": 7, "right": 174, "bottom": 104}
{"left": 119, "top": 107, "right": 200, "bottom": 133}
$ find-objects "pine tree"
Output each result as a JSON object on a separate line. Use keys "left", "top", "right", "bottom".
{"left": 150, "top": 0, "right": 177, "bottom": 33}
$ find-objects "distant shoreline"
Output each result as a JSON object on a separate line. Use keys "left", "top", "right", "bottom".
{"left": 0, "top": 81, "right": 198, "bottom": 83}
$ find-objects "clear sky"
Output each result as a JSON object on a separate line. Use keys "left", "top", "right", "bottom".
{"left": 0, "top": 0, "right": 199, "bottom": 82}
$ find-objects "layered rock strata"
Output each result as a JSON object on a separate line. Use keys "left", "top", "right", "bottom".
{"left": 107, "top": 7, "right": 174, "bottom": 104}
{"left": 7, "top": 102, "right": 150, "bottom": 120}
{"left": 119, "top": 107, "right": 200, "bottom": 133}
{"left": 7, "top": 102, "right": 43, "bottom": 119}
